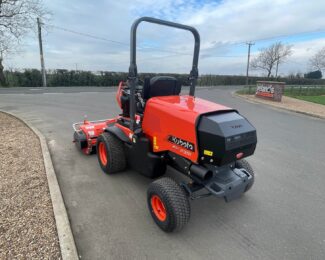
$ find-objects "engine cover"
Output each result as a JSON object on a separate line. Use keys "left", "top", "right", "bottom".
{"left": 142, "top": 95, "right": 234, "bottom": 162}
{"left": 197, "top": 111, "right": 257, "bottom": 166}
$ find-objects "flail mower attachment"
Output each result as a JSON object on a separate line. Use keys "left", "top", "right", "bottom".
{"left": 73, "top": 118, "right": 116, "bottom": 155}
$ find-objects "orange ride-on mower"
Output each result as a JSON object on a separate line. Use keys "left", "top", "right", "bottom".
{"left": 73, "top": 17, "right": 257, "bottom": 232}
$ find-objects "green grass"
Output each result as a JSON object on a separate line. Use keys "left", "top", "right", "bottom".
{"left": 237, "top": 85, "right": 325, "bottom": 105}
{"left": 285, "top": 85, "right": 325, "bottom": 96}
{"left": 236, "top": 86, "right": 256, "bottom": 95}
{"left": 237, "top": 85, "right": 325, "bottom": 96}
{"left": 288, "top": 95, "right": 325, "bottom": 105}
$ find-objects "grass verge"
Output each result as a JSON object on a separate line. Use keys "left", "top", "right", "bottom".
{"left": 286, "top": 95, "right": 325, "bottom": 105}
{"left": 236, "top": 85, "right": 325, "bottom": 106}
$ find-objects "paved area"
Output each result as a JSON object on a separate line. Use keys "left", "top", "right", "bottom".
{"left": 239, "top": 94, "right": 325, "bottom": 119}
{"left": 1, "top": 87, "right": 325, "bottom": 260}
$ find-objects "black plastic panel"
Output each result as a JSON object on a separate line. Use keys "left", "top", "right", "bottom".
{"left": 125, "top": 137, "right": 166, "bottom": 178}
{"left": 197, "top": 111, "right": 257, "bottom": 166}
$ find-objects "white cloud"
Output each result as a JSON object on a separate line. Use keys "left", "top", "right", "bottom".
{"left": 4, "top": 0, "right": 325, "bottom": 76}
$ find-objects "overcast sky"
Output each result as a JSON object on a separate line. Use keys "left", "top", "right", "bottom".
{"left": 5, "top": 0, "right": 325, "bottom": 76}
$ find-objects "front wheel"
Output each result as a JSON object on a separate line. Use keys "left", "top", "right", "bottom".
{"left": 147, "top": 177, "right": 190, "bottom": 232}
{"left": 235, "top": 159, "right": 255, "bottom": 192}
{"left": 96, "top": 132, "right": 126, "bottom": 174}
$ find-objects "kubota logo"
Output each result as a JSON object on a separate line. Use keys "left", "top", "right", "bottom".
{"left": 168, "top": 136, "right": 195, "bottom": 151}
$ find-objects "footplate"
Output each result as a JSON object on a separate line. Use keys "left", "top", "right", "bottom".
{"left": 204, "top": 167, "right": 253, "bottom": 202}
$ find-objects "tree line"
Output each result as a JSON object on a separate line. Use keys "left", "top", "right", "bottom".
{"left": 2, "top": 69, "right": 325, "bottom": 87}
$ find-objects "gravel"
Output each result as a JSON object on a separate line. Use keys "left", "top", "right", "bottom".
{"left": 0, "top": 112, "right": 61, "bottom": 259}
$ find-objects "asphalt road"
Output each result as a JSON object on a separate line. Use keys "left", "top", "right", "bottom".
{"left": 1, "top": 87, "right": 325, "bottom": 260}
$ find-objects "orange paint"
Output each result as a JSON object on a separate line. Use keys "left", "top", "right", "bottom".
{"left": 142, "top": 95, "right": 232, "bottom": 162}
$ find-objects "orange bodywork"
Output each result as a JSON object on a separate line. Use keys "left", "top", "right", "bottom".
{"left": 142, "top": 95, "right": 233, "bottom": 163}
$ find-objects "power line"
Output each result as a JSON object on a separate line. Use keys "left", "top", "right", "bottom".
{"left": 247, "top": 28, "right": 325, "bottom": 43}
{"left": 207, "top": 28, "right": 325, "bottom": 48}
{"left": 48, "top": 22, "right": 325, "bottom": 55}
{"left": 47, "top": 23, "right": 192, "bottom": 56}
{"left": 41, "top": 22, "right": 325, "bottom": 75}
{"left": 47, "top": 23, "right": 250, "bottom": 59}
{"left": 48, "top": 24, "right": 130, "bottom": 46}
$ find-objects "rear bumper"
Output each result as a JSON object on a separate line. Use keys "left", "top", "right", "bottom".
{"left": 204, "top": 166, "right": 253, "bottom": 202}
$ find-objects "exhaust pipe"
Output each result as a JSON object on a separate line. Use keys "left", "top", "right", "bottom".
{"left": 190, "top": 164, "right": 213, "bottom": 180}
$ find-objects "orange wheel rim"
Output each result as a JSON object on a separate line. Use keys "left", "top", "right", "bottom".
{"left": 151, "top": 195, "right": 167, "bottom": 221}
{"left": 99, "top": 142, "right": 108, "bottom": 166}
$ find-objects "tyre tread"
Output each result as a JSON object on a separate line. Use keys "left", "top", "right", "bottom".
{"left": 147, "top": 177, "right": 190, "bottom": 232}
{"left": 97, "top": 132, "right": 126, "bottom": 173}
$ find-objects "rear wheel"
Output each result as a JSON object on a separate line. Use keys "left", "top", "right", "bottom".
{"left": 235, "top": 159, "right": 255, "bottom": 192}
{"left": 147, "top": 177, "right": 190, "bottom": 232}
{"left": 96, "top": 132, "right": 126, "bottom": 174}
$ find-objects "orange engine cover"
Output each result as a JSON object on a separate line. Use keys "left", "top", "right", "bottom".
{"left": 142, "top": 95, "right": 233, "bottom": 162}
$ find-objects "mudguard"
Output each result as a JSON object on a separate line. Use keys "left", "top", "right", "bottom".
{"left": 105, "top": 125, "right": 131, "bottom": 143}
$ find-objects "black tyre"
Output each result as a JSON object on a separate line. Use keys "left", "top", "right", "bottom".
{"left": 235, "top": 159, "right": 255, "bottom": 192}
{"left": 96, "top": 132, "right": 126, "bottom": 174}
{"left": 147, "top": 177, "right": 190, "bottom": 232}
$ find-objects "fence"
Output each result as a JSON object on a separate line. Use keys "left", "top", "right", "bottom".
{"left": 239, "top": 85, "right": 325, "bottom": 96}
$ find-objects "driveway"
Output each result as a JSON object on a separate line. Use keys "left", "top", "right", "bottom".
{"left": 1, "top": 86, "right": 324, "bottom": 259}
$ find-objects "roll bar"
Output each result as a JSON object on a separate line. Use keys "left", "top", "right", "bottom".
{"left": 128, "top": 17, "right": 201, "bottom": 130}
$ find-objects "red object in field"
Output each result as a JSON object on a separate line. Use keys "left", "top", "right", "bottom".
{"left": 142, "top": 95, "right": 232, "bottom": 162}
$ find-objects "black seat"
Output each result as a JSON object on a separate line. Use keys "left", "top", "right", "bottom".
{"left": 142, "top": 76, "right": 181, "bottom": 100}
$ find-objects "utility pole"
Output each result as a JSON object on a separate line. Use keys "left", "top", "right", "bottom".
{"left": 37, "top": 17, "right": 47, "bottom": 87}
{"left": 245, "top": 42, "right": 254, "bottom": 86}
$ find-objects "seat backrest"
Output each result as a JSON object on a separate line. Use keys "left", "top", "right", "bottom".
{"left": 142, "top": 76, "right": 181, "bottom": 100}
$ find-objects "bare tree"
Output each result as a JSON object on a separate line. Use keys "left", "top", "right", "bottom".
{"left": 309, "top": 47, "right": 325, "bottom": 73}
{"left": 251, "top": 42, "right": 292, "bottom": 78}
{"left": 0, "top": 0, "right": 48, "bottom": 86}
